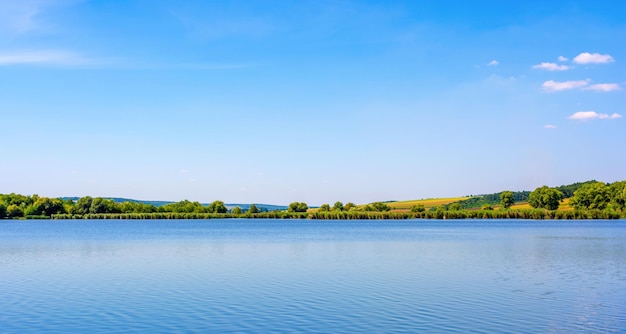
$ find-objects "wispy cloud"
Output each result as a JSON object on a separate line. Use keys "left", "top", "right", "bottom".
{"left": 487, "top": 60, "right": 499, "bottom": 66}
{"left": 0, "top": 50, "right": 103, "bottom": 66}
{"left": 572, "top": 52, "right": 614, "bottom": 64}
{"left": 558, "top": 56, "right": 568, "bottom": 62}
{"left": 542, "top": 79, "right": 589, "bottom": 92}
{"left": 532, "top": 62, "right": 569, "bottom": 71}
{"left": 568, "top": 111, "right": 622, "bottom": 121}
{"left": 583, "top": 83, "right": 621, "bottom": 92}
{"left": 544, "top": 124, "right": 557, "bottom": 129}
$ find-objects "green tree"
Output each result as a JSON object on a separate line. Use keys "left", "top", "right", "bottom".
{"left": 28, "top": 197, "right": 66, "bottom": 216}
{"left": 90, "top": 198, "right": 120, "bottom": 214}
{"left": 410, "top": 204, "right": 425, "bottom": 212}
{"left": 288, "top": 202, "right": 308, "bottom": 212}
{"left": 75, "top": 196, "right": 93, "bottom": 215}
{"left": 0, "top": 203, "right": 6, "bottom": 218}
{"left": 231, "top": 206, "right": 242, "bottom": 214}
{"left": 344, "top": 202, "right": 356, "bottom": 211}
{"left": 332, "top": 201, "right": 344, "bottom": 211}
{"left": 448, "top": 202, "right": 461, "bottom": 211}
{"left": 570, "top": 182, "right": 611, "bottom": 210}
{"left": 208, "top": 200, "right": 228, "bottom": 213}
{"left": 318, "top": 203, "right": 330, "bottom": 212}
{"left": 162, "top": 200, "right": 206, "bottom": 213}
{"left": 608, "top": 181, "right": 626, "bottom": 211}
{"left": 528, "top": 186, "right": 564, "bottom": 210}
{"left": 370, "top": 202, "right": 391, "bottom": 212}
{"left": 6, "top": 204, "right": 24, "bottom": 218}
{"left": 248, "top": 204, "right": 259, "bottom": 214}
{"left": 0, "top": 193, "right": 33, "bottom": 207}
{"left": 500, "top": 191, "right": 514, "bottom": 209}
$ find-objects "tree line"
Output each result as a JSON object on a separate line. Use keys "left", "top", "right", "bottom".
{"left": 0, "top": 194, "right": 264, "bottom": 219}
{"left": 1, "top": 180, "right": 624, "bottom": 220}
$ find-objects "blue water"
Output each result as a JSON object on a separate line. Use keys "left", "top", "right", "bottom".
{"left": 1, "top": 219, "right": 625, "bottom": 333}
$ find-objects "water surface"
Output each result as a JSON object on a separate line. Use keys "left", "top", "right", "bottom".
{"left": 1, "top": 219, "right": 625, "bottom": 333}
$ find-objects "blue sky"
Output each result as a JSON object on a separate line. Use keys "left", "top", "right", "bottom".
{"left": 1, "top": 0, "right": 624, "bottom": 205}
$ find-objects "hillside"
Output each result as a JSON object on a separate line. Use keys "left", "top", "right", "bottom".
{"left": 385, "top": 197, "right": 469, "bottom": 212}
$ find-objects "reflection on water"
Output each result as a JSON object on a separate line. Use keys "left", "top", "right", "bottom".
{"left": 1, "top": 219, "right": 625, "bottom": 333}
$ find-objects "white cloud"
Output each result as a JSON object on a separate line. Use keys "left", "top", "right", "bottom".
{"left": 532, "top": 62, "right": 569, "bottom": 71}
{"left": 0, "top": 50, "right": 101, "bottom": 66}
{"left": 583, "top": 83, "right": 621, "bottom": 92}
{"left": 558, "top": 56, "right": 568, "bottom": 62}
{"left": 544, "top": 125, "right": 557, "bottom": 129}
{"left": 542, "top": 79, "right": 589, "bottom": 92}
{"left": 572, "top": 52, "right": 614, "bottom": 64}
{"left": 488, "top": 60, "right": 499, "bottom": 66}
{"left": 568, "top": 111, "right": 622, "bottom": 120}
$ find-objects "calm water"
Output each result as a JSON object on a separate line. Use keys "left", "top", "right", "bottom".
{"left": 1, "top": 219, "right": 625, "bottom": 333}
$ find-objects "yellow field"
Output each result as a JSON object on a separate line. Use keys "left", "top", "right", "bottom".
{"left": 510, "top": 198, "right": 573, "bottom": 211}
{"left": 386, "top": 197, "right": 469, "bottom": 212}
{"left": 308, "top": 197, "right": 574, "bottom": 213}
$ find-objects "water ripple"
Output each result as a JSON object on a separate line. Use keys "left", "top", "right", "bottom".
{"left": 1, "top": 219, "right": 626, "bottom": 333}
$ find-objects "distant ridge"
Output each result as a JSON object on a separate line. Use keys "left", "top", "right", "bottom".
{"left": 61, "top": 197, "right": 288, "bottom": 212}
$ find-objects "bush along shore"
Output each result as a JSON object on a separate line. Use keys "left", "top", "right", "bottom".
{"left": 2, "top": 180, "right": 625, "bottom": 220}
{"left": 48, "top": 209, "right": 623, "bottom": 220}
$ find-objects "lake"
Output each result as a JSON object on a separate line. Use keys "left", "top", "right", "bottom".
{"left": 1, "top": 219, "right": 625, "bottom": 333}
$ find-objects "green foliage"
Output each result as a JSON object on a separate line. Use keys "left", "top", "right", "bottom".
{"left": 609, "top": 181, "right": 626, "bottom": 211}
{"left": 6, "top": 204, "right": 24, "bottom": 218}
{"left": 410, "top": 204, "right": 426, "bottom": 212}
{"left": 366, "top": 202, "right": 391, "bottom": 212}
{"left": 75, "top": 196, "right": 93, "bottom": 215}
{"left": 5, "top": 179, "right": 626, "bottom": 221}
{"left": 288, "top": 202, "right": 309, "bottom": 212}
{"left": 27, "top": 197, "right": 66, "bottom": 216}
{"left": 207, "top": 200, "right": 228, "bottom": 213}
{"left": 528, "top": 186, "right": 564, "bottom": 210}
{"left": 161, "top": 200, "right": 207, "bottom": 213}
{"left": 500, "top": 191, "right": 514, "bottom": 209}
{"left": 248, "top": 204, "right": 259, "bottom": 214}
{"left": 90, "top": 198, "right": 120, "bottom": 214}
{"left": 332, "top": 201, "right": 344, "bottom": 211}
{"left": 0, "top": 193, "right": 34, "bottom": 207}
{"left": 119, "top": 201, "right": 157, "bottom": 213}
{"left": 448, "top": 203, "right": 461, "bottom": 211}
{"left": 455, "top": 191, "right": 530, "bottom": 209}
{"left": 570, "top": 182, "right": 611, "bottom": 210}
{"left": 318, "top": 203, "right": 330, "bottom": 212}
{"left": 555, "top": 180, "right": 599, "bottom": 198}
{"left": 453, "top": 181, "right": 594, "bottom": 210}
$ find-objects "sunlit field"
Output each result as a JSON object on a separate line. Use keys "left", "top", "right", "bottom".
{"left": 386, "top": 197, "right": 469, "bottom": 212}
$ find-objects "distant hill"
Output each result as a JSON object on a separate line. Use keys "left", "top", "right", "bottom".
{"left": 61, "top": 197, "right": 287, "bottom": 212}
